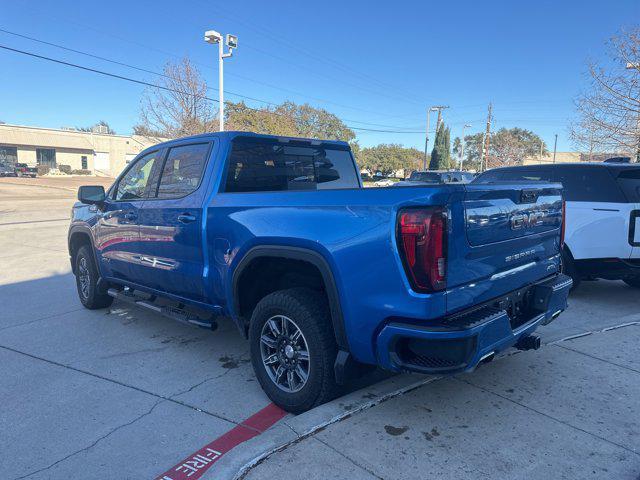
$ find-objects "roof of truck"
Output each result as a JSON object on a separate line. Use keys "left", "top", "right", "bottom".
{"left": 154, "top": 131, "right": 350, "bottom": 148}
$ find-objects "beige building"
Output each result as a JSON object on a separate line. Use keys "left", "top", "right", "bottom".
{"left": 523, "top": 152, "right": 582, "bottom": 165}
{"left": 522, "top": 151, "right": 632, "bottom": 166}
{"left": 0, "top": 123, "right": 167, "bottom": 177}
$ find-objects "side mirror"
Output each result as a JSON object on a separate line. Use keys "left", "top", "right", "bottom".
{"left": 78, "top": 185, "right": 106, "bottom": 205}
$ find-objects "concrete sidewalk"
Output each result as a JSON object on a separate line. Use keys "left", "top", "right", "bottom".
{"left": 244, "top": 325, "right": 640, "bottom": 479}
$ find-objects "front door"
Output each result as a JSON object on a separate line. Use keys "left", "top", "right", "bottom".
{"left": 96, "top": 150, "right": 160, "bottom": 283}
{"left": 137, "top": 142, "right": 212, "bottom": 302}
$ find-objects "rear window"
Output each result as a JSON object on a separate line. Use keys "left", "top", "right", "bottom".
{"left": 223, "top": 137, "right": 359, "bottom": 193}
{"left": 614, "top": 168, "right": 640, "bottom": 202}
{"left": 553, "top": 167, "right": 626, "bottom": 203}
{"left": 408, "top": 172, "right": 442, "bottom": 183}
{"left": 155, "top": 143, "right": 210, "bottom": 199}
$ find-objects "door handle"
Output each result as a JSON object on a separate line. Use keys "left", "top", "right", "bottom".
{"left": 178, "top": 213, "right": 197, "bottom": 223}
{"left": 123, "top": 212, "right": 137, "bottom": 221}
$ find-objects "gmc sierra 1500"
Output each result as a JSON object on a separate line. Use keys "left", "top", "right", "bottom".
{"left": 69, "top": 132, "right": 571, "bottom": 412}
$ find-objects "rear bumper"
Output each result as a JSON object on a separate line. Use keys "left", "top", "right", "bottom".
{"left": 375, "top": 273, "right": 572, "bottom": 374}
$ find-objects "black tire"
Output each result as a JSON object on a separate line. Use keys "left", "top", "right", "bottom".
{"left": 623, "top": 277, "right": 640, "bottom": 288}
{"left": 249, "top": 288, "right": 340, "bottom": 413}
{"left": 561, "top": 249, "right": 581, "bottom": 290}
{"left": 74, "top": 245, "right": 113, "bottom": 309}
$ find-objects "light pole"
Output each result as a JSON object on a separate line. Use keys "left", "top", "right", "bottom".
{"left": 423, "top": 107, "right": 438, "bottom": 171}
{"left": 204, "top": 30, "right": 238, "bottom": 132}
{"left": 460, "top": 124, "right": 471, "bottom": 171}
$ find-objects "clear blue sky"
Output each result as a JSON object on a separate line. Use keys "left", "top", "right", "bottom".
{"left": 1, "top": 0, "right": 638, "bottom": 151}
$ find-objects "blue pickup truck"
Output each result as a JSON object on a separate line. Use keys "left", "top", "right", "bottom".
{"left": 69, "top": 132, "right": 571, "bottom": 412}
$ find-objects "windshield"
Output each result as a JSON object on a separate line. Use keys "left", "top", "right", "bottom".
{"left": 408, "top": 172, "right": 442, "bottom": 183}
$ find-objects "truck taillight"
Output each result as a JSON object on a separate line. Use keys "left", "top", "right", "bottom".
{"left": 560, "top": 200, "right": 566, "bottom": 249}
{"left": 397, "top": 208, "right": 447, "bottom": 292}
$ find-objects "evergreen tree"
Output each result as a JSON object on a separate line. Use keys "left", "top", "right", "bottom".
{"left": 429, "top": 123, "right": 451, "bottom": 170}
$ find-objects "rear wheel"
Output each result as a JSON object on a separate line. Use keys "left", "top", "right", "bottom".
{"left": 74, "top": 245, "right": 113, "bottom": 309}
{"left": 623, "top": 277, "right": 640, "bottom": 289}
{"left": 249, "top": 288, "right": 340, "bottom": 413}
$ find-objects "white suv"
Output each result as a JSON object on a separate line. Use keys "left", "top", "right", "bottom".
{"left": 474, "top": 163, "right": 640, "bottom": 289}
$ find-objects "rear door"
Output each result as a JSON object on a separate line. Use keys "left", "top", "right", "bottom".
{"left": 552, "top": 166, "right": 632, "bottom": 260}
{"left": 610, "top": 167, "right": 640, "bottom": 258}
{"left": 136, "top": 141, "right": 213, "bottom": 302}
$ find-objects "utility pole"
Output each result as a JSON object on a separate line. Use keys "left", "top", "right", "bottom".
{"left": 204, "top": 30, "right": 238, "bottom": 131}
{"left": 482, "top": 102, "right": 492, "bottom": 171}
{"left": 539, "top": 141, "right": 543, "bottom": 162}
{"left": 433, "top": 105, "right": 449, "bottom": 130}
{"left": 424, "top": 108, "right": 434, "bottom": 170}
{"left": 460, "top": 123, "right": 471, "bottom": 171}
{"left": 553, "top": 134, "right": 558, "bottom": 163}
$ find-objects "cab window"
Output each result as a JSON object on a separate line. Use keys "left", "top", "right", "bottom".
{"left": 154, "top": 143, "right": 210, "bottom": 199}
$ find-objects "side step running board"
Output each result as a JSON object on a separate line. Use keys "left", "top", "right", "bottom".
{"left": 107, "top": 288, "right": 218, "bottom": 331}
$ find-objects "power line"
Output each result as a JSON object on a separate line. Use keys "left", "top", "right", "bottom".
{"left": 0, "top": 43, "right": 424, "bottom": 134}
{"left": 194, "top": 1, "right": 431, "bottom": 106}
{"left": 0, "top": 28, "right": 275, "bottom": 107}
{"left": 8, "top": 8, "right": 428, "bottom": 114}
{"left": 0, "top": 27, "right": 424, "bottom": 129}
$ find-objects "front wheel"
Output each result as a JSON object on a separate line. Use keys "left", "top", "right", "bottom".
{"left": 74, "top": 245, "right": 113, "bottom": 309}
{"left": 249, "top": 288, "right": 340, "bottom": 413}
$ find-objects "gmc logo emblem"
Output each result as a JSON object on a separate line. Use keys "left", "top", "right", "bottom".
{"left": 510, "top": 211, "right": 545, "bottom": 230}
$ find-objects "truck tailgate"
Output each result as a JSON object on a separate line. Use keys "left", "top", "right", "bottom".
{"left": 446, "top": 182, "right": 563, "bottom": 313}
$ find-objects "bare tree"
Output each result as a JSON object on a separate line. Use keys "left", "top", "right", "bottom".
{"left": 571, "top": 29, "right": 640, "bottom": 160}
{"left": 135, "top": 58, "right": 218, "bottom": 138}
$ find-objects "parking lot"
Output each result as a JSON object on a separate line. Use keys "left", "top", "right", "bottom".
{"left": 1, "top": 177, "right": 639, "bottom": 480}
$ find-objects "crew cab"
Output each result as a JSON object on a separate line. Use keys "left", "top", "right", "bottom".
{"left": 68, "top": 132, "right": 571, "bottom": 412}
{"left": 474, "top": 163, "right": 640, "bottom": 289}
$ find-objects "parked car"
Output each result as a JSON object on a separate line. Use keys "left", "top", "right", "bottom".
{"left": 373, "top": 178, "right": 395, "bottom": 187}
{"left": 473, "top": 163, "right": 640, "bottom": 288}
{"left": 0, "top": 162, "right": 16, "bottom": 177}
{"left": 14, "top": 163, "right": 37, "bottom": 178}
{"left": 395, "top": 170, "right": 475, "bottom": 186}
{"left": 69, "top": 132, "right": 571, "bottom": 412}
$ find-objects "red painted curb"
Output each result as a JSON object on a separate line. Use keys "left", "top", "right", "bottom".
{"left": 155, "top": 403, "right": 287, "bottom": 480}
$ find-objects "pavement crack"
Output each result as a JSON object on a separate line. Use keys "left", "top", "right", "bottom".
{"left": 454, "top": 376, "right": 639, "bottom": 456}
{"left": 0, "top": 344, "right": 246, "bottom": 430}
{"left": 0, "top": 307, "right": 84, "bottom": 332}
{"left": 554, "top": 343, "right": 640, "bottom": 375}
{"left": 15, "top": 399, "right": 164, "bottom": 480}
{"left": 280, "top": 420, "right": 301, "bottom": 437}
{"left": 170, "top": 353, "right": 248, "bottom": 400}
{"left": 314, "top": 437, "right": 385, "bottom": 480}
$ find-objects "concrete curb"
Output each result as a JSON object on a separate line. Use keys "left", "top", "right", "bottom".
{"left": 204, "top": 373, "right": 440, "bottom": 480}
{"left": 205, "top": 320, "right": 640, "bottom": 479}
